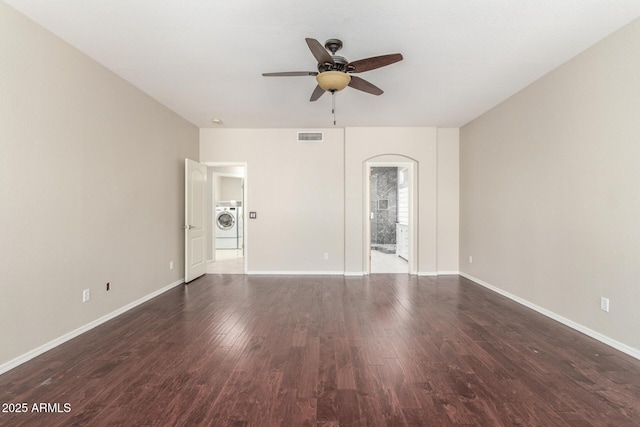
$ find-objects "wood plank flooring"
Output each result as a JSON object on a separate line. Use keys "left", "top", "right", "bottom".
{"left": 1, "top": 274, "right": 640, "bottom": 426}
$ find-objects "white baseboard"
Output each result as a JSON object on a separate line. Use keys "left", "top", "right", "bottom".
{"left": 343, "top": 271, "right": 459, "bottom": 277}
{"left": 242, "top": 271, "right": 459, "bottom": 277}
{"left": 417, "top": 271, "right": 438, "bottom": 276}
{"left": 459, "top": 272, "right": 640, "bottom": 361}
{"left": 247, "top": 271, "right": 345, "bottom": 276}
{"left": 0, "top": 279, "right": 185, "bottom": 376}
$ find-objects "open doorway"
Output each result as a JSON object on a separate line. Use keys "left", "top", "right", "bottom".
{"left": 365, "top": 160, "right": 416, "bottom": 274}
{"left": 206, "top": 164, "right": 247, "bottom": 274}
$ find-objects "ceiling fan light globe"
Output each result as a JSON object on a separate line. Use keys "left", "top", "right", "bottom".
{"left": 316, "top": 71, "right": 351, "bottom": 92}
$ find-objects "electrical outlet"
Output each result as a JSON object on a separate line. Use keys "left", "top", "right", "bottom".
{"left": 600, "top": 297, "right": 610, "bottom": 312}
{"left": 469, "top": 256, "right": 473, "bottom": 264}
{"left": 323, "top": 252, "right": 329, "bottom": 260}
{"left": 169, "top": 261, "right": 174, "bottom": 270}
{"left": 82, "top": 289, "right": 91, "bottom": 303}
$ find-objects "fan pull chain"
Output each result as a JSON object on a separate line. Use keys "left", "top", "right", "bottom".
{"left": 331, "top": 90, "right": 336, "bottom": 126}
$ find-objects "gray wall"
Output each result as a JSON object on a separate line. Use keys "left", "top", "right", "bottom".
{"left": 0, "top": 3, "right": 199, "bottom": 368}
{"left": 460, "top": 17, "right": 640, "bottom": 354}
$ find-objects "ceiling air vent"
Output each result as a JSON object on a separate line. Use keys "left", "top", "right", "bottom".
{"left": 297, "top": 131, "right": 324, "bottom": 142}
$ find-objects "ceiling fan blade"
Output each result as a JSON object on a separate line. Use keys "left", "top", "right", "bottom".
{"left": 305, "top": 38, "right": 334, "bottom": 65}
{"left": 262, "top": 71, "right": 318, "bottom": 77}
{"left": 310, "top": 85, "right": 326, "bottom": 102}
{"left": 348, "top": 53, "right": 403, "bottom": 73}
{"left": 348, "top": 76, "right": 384, "bottom": 96}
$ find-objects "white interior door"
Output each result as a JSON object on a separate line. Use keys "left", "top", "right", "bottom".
{"left": 185, "top": 159, "right": 207, "bottom": 282}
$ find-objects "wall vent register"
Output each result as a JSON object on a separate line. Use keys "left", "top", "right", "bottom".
{"left": 297, "top": 132, "right": 323, "bottom": 142}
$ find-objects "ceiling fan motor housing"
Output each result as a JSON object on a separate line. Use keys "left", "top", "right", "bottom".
{"left": 317, "top": 55, "right": 351, "bottom": 73}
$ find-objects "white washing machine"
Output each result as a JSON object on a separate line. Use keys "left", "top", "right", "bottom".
{"left": 215, "top": 206, "right": 238, "bottom": 249}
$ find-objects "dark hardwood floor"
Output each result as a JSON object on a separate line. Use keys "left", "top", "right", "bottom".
{"left": 1, "top": 274, "right": 640, "bottom": 426}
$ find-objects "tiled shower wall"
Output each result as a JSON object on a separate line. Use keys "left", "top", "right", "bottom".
{"left": 370, "top": 167, "right": 398, "bottom": 245}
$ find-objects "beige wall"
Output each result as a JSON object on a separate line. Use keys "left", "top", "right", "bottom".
{"left": 460, "top": 18, "right": 640, "bottom": 354}
{"left": 200, "top": 129, "right": 346, "bottom": 273}
{"left": 0, "top": 3, "right": 199, "bottom": 368}
{"left": 201, "top": 127, "right": 460, "bottom": 275}
{"left": 220, "top": 177, "right": 243, "bottom": 202}
{"left": 437, "top": 128, "right": 460, "bottom": 273}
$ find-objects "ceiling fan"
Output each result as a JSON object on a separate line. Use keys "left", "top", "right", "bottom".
{"left": 262, "top": 38, "right": 403, "bottom": 102}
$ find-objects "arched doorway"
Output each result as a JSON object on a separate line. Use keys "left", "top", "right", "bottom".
{"left": 364, "top": 156, "right": 418, "bottom": 274}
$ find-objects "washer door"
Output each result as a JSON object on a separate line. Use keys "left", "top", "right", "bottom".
{"left": 216, "top": 211, "right": 235, "bottom": 230}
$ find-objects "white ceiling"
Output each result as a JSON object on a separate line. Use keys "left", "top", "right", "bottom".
{"left": 5, "top": 0, "right": 640, "bottom": 129}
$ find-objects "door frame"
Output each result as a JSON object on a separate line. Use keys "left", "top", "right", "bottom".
{"left": 204, "top": 162, "right": 248, "bottom": 274}
{"left": 364, "top": 159, "right": 417, "bottom": 274}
